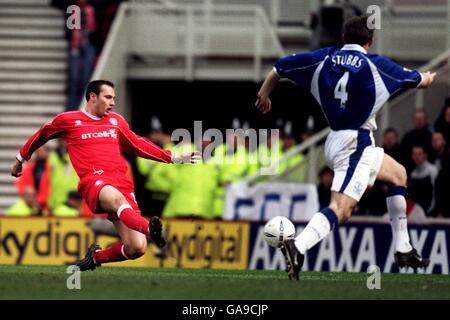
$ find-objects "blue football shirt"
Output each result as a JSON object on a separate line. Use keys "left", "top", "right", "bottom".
{"left": 274, "top": 44, "right": 422, "bottom": 131}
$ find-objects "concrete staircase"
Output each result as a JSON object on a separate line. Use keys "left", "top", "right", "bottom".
{"left": 0, "top": 0, "right": 67, "bottom": 213}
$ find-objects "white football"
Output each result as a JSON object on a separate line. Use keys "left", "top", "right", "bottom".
{"left": 263, "top": 216, "right": 296, "bottom": 248}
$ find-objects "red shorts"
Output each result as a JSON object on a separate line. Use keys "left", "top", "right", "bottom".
{"left": 78, "top": 176, "right": 141, "bottom": 221}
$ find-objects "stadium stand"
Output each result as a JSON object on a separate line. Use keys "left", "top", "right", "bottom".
{"left": 0, "top": 0, "right": 67, "bottom": 213}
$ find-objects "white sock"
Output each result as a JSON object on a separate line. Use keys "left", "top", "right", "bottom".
{"left": 295, "top": 211, "right": 334, "bottom": 254}
{"left": 387, "top": 194, "right": 412, "bottom": 253}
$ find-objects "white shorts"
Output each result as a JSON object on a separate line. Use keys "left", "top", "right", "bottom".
{"left": 324, "top": 129, "right": 384, "bottom": 201}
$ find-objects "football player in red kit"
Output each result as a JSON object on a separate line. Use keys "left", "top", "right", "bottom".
{"left": 11, "top": 80, "right": 199, "bottom": 271}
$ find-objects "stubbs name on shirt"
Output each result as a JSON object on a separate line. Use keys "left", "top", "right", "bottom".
{"left": 81, "top": 129, "right": 118, "bottom": 140}
{"left": 332, "top": 54, "right": 363, "bottom": 68}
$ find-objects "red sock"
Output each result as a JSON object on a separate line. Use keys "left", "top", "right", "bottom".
{"left": 117, "top": 204, "right": 149, "bottom": 236}
{"left": 94, "top": 242, "right": 128, "bottom": 264}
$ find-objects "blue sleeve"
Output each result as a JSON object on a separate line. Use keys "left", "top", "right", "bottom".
{"left": 368, "top": 55, "right": 422, "bottom": 94}
{"left": 274, "top": 47, "right": 333, "bottom": 89}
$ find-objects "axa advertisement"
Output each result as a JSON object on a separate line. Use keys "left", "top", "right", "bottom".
{"left": 0, "top": 217, "right": 449, "bottom": 274}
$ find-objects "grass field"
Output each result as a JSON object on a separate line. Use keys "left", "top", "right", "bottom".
{"left": 0, "top": 265, "right": 449, "bottom": 300}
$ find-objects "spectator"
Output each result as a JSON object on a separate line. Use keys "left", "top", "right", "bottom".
{"left": 135, "top": 129, "right": 175, "bottom": 216}
{"left": 13, "top": 146, "right": 51, "bottom": 215}
{"left": 53, "top": 191, "right": 83, "bottom": 217}
{"left": 434, "top": 98, "right": 450, "bottom": 145}
{"left": 90, "top": 0, "right": 122, "bottom": 53}
{"left": 401, "top": 110, "right": 433, "bottom": 173}
{"left": 67, "top": 0, "right": 97, "bottom": 110}
{"left": 277, "top": 123, "right": 305, "bottom": 180}
{"left": 162, "top": 140, "right": 219, "bottom": 219}
{"left": 317, "top": 166, "right": 333, "bottom": 209}
{"left": 48, "top": 139, "right": 79, "bottom": 213}
{"left": 433, "top": 164, "right": 450, "bottom": 218}
{"left": 382, "top": 127, "right": 408, "bottom": 166}
{"left": 430, "top": 131, "right": 449, "bottom": 171}
{"left": 409, "top": 145, "right": 438, "bottom": 214}
{"left": 5, "top": 187, "right": 40, "bottom": 217}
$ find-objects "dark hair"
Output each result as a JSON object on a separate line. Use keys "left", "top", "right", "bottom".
{"left": 85, "top": 80, "right": 114, "bottom": 101}
{"left": 383, "top": 127, "right": 398, "bottom": 136}
{"left": 343, "top": 15, "right": 374, "bottom": 46}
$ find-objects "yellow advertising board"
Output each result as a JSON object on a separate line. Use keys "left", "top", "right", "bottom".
{"left": 0, "top": 218, "right": 249, "bottom": 269}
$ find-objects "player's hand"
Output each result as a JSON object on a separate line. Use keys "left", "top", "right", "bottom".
{"left": 420, "top": 71, "right": 436, "bottom": 88}
{"left": 11, "top": 159, "right": 23, "bottom": 178}
{"left": 255, "top": 93, "right": 272, "bottom": 114}
{"left": 172, "top": 150, "right": 202, "bottom": 164}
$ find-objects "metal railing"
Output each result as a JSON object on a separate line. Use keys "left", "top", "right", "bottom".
{"left": 86, "top": 1, "right": 284, "bottom": 117}
{"left": 128, "top": 2, "right": 284, "bottom": 81}
{"left": 243, "top": 126, "right": 330, "bottom": 186}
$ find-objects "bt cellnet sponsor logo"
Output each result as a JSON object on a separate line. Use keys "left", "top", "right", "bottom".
{"left": 81, "top": 129, "right": 117, "bottom": 140}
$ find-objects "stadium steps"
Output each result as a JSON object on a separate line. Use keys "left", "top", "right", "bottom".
{"left": 0, "top": 61, "right": 67, "bottom": 72}
{"left": 0, "top": 17, "right": 64, "bottom": 29}
{"left": 0, "top": 115, "right": 54, "bottom": 126}
{"left": 0, "top": 49, "right": 67, "bottom": 61}
{"left": 0, "top": 0, "right": 67, "bottom": 214}
{"left": 0, "top": 82, "right": 65, "bottom": 93}
{"left": 0, "top": 185, "right": 17, "bottom": 197}
{"left": 0, "top": 28, "right": 65, "bottom": 39}
{"left": 0, "top": 0, "right": 51, "bottom": 5}
{"left": 0, "top": 71, "right": 66, "bottom": 82}
{"left": 0, "top": 105, "right": 63, "bottom": 115}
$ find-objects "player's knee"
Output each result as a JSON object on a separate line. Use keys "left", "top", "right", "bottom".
{"left": 392, "top": 165, "right": 407, "bottom": 187}
{"left": 124, "top": 240, "right": 147, "bottom": 259}
{"left": 340, "top": 207, "right": 353, "bottom": 223}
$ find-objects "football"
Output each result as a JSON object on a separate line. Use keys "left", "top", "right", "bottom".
{"left": 263, "top": 216, "right": 296, "bottom": 248}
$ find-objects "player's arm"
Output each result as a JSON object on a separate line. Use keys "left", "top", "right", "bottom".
{"left": 256, "top": 48, "right": 331, "bottom": 114}
{"left": 371, "top": 55, "right": 436, "bottom": 92}
{"left": 255, "top": 69, "right": 281, "bottom": 114}
{"left": 118, "top": 122, "right": 200, "bottom": 164}
{"left": 11, "top": 116, "right": 64, "bottom": 178}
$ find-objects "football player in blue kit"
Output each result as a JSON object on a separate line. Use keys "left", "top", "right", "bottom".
{"left": 255, "top": 15, "right": 435, "bottom": 280}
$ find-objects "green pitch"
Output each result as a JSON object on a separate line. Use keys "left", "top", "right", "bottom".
{"left": 0, "top": 265, "right": 449, "bottom": 300}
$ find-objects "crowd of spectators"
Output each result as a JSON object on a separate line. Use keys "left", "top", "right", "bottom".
{"left": 7, "top": 98, "right": 450, "bottom": 220}
{"left": 345, "top": 98, "right": 450, "bottom": 219}
{"left": 51, "top": 0, "right": 122, "bottom": 110}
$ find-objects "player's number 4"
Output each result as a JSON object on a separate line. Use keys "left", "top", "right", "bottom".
{"left": 334, "top": 71, "right": 349, "bottom": 109}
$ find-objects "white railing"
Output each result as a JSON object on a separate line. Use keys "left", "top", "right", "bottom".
{"left": 86, "top": 1, "right": 284, "bottom": 115}
{"left": 128, "top": 2, "right": 284, "bottom": 81}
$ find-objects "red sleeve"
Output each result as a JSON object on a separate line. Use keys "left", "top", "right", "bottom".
{"left": 18, "top": 115, "right": 65, "bottom": 162}
{"left": 117, "top": 118, "right": 173, "bottom": 163}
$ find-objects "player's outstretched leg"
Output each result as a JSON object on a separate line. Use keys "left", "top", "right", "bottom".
{"left": 378, "top": 155, "right": 430, "bottom": 270}
{"left": 386, "top": 186, "right": 430, "bottom": 270}
{"left": 282, "top": 239, "right": 304, "bottom": 281}
{"left": 116, "top": 205, "right": 166, "bottom": 248}
{"left": 76, "top": 243, "right": 102, "bottom": 271}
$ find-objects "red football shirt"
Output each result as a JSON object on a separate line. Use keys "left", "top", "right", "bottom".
{"left": 18, "top": 110, "right": 173, "bottom": 186}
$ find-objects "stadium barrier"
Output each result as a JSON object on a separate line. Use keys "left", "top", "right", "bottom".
{"left": 0, "top": 217, "right": 448, "bottom": 274}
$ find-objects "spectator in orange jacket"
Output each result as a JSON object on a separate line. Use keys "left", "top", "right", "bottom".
{"left": 15, "top": 146, "right": 50, "bottom": 215}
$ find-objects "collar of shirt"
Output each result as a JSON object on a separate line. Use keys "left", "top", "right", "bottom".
{"left": 82, "top": 108, "right": 102, "bottom": 121}
{"left": 340, "top": 44, "right": 367, "bottom": 54}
